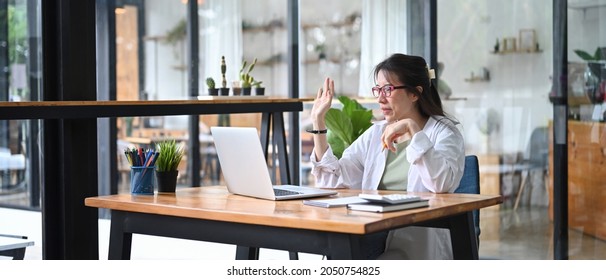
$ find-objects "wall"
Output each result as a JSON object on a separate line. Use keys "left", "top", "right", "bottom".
{"left": 141, "top": 1, "right": 603, "bottom": 152}
{"left": 438, "top": 0, "right": 554, "bottom": 154}
{"left": 143, "top": 0, "right": 187, "bottom": 101}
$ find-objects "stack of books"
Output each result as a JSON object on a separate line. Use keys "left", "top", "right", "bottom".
{"left": 303, "top": 193, "right": 429, "bottom": 213}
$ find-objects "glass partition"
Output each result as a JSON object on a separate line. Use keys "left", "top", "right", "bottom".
{"left": 564, "top": 0, "right": 606, "bottom": 259}
{"left": 438, "top": 0, "right": 555, "bottom": 258}
{"left": 0, "top": 0, "right": 42, "bottom": 209}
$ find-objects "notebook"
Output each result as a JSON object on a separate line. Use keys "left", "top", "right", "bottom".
{"left": 347, "top": 199, "right": 429, "bottom": 213}
{"left": 210, "top": 126, "right": 338, "bottom": 200}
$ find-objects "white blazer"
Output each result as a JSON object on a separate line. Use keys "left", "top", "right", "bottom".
{"left": 310, "top": 116, "right": 465, "bottom": 259}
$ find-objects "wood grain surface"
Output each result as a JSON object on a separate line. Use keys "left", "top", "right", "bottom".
{"left": 86, "top": 186, "right": 502, "bottom": 234}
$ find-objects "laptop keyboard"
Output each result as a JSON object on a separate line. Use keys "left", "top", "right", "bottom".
{"left": 274, "top": 189, "right": 302, "bottom": 197}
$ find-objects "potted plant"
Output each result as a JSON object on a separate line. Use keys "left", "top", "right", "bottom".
{"left": 574, "top": 47, "right": 605, "bottom": 78}
{"left": 253, "top": 80, "right": 265, "bottom": 96}
{"left": 574, "top": 47, "right": 606, "bottom": 103}
{"left": 239, "top": 58, "right": 257, "bottom": 96}
{"left": 206, "top": 77, "right": 219, "bottom": 96}
{"left": 232, "top": 81, "right": 242, "bottom": 96}
{"left": 155, "top": 139, "right": 185, "bottom": 193}
{"left": 219, "top": 56, "right": 230, "bottom": 96}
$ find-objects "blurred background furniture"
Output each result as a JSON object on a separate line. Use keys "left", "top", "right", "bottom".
{"left": 548, "top": 121, "right": 606, "bottom": 241}
{"left": 513, "top": 126, "right": 549, "bottom": 210}
{"left": 0, "top": 147, "right": 26, "bottom": 195}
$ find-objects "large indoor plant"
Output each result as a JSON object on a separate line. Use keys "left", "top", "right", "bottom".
{"left": 155, "top": 140, "right": 185, "bottom": 193}
{"left": 324, "top": 96, "right": 373, "bottom": 158}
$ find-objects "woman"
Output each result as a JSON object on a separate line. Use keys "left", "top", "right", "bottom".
{"left": 309, "top": 53, "right": 465, "bottom": 259}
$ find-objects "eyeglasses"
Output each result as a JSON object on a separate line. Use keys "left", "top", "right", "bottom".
{"left": 371, "top": 85, "right": 408, "bottom": 98}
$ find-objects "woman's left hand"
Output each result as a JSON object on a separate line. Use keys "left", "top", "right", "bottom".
{"left": 381, "top": 119, "right": 421, "bottom": 152}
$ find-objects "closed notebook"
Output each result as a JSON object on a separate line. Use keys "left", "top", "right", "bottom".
{"left": 346, "top": 199, "right": 429, "bottom": 213}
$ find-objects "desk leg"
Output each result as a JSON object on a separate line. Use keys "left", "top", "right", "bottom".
{"left": 235, "top": 246, "right": 259, "bottom": 260}
{"left": 272, "top": 112, "right": 291, "bottom": 184}
{"left": 260, "top": 113, "right": 271, "bottom": 157}
{"left": 108, "top": 211, "right": 133, "bottom": 260}
{"left": 449, "top": 212, "right": 479, "bottom": 260}
{"left": 513, "top": 169, "right": 530, "bottom": 210}
{"left": 260, "top": 112, "right": 291, "bottom": 185}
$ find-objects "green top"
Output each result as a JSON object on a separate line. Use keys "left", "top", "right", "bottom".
{"left": 378, "top": 140, "right": 411, "bottom": 191}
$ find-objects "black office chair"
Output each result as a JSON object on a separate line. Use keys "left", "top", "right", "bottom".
{"left": 454, "top": 155, "right": 481, "bottom": 246}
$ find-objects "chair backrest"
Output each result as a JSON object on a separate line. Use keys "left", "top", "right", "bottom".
{"left": 454, "top": 155, "right": 481, "bottom": 244}
{"left": 526, "top": 126, "right": 549, "bottom": 169}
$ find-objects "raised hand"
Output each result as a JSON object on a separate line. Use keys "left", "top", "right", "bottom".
{"left": 310, "top": 77, "right": 335, "bottom": 123}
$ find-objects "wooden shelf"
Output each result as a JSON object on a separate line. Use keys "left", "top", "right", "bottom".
{"left": 464, "top": 77, "right": 489, "bottom": 83}
{"left": 303, "top": 58, "right": 341, "bottom": 64}
{"left": 491, "top": 49, "right": 543, "bottom": 55}
{"left": 302, "top": 21, "right": 354, "bottom": 30}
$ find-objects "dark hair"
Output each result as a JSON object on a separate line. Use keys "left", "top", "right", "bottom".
{"left": 373, "top": 53, "right": 445, "bottom": 119}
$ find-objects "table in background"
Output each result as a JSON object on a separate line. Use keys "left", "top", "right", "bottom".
{"left": 85, "top": 187, "right": 502, "bottom": 260}
{"left": 0, "top": 96, "right": 312, "bottom": 259}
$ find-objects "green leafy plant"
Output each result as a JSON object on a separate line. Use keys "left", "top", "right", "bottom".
{"left": 239, "top": 58, "right": 258, "bottom": 88}
{"left": 574, "top": 47, "right": 604, "bottom": 61}
{"left": 164, "top": 19, "right": 186, "bottom": 46}
{"left": 155, "top": 140, "right": 184, "bottom": 172}
{"left": 325, "top": 96, "right": 373, "bottom": 158}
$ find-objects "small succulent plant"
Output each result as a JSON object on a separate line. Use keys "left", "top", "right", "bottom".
{"left": 206, "top": 77, "right": 215, "bottom": 89}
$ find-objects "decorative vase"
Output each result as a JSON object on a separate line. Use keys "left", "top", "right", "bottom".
{"left": 156, "top": 170, "right": 178, "bottom": 193}
{"left": 584, "top": 65, "right": 600, "bottom": 104}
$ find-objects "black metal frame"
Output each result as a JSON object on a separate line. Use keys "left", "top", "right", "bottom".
{"left": 551, "top": 0, "right": 568, "bottom": 260}
{"left": 0, "top": 101, "right": 302, "bottom": 120}
{"left": 106, "top": 209, "right": 477, "bottom": 260}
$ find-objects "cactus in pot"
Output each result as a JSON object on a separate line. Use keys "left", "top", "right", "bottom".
{"left": 206, "top": 77, "right": 218, "bottom": 96}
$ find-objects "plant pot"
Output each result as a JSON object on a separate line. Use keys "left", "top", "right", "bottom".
{"left": 156, "top": 170, "right": 178, "bottom": 193}
{"left": 208, "top": 88, "right": 219, "bottom": 96}
{"left": 242, "top": 88, "right": 252, "bottom": 96}
{"left": 232, "top": 87, "right": 242, "bottom": 96}
{"left": 219, "top": 88, "right": 230, "bottom": 96}
{"left": 255, "top": 87, "right": 265, "bottom": 96}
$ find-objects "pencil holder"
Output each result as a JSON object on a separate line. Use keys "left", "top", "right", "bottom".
{"left": 130, "top": 166, "right": 155, "bottom": 195}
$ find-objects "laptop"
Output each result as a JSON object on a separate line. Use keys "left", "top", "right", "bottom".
{"left": 210, "top": 126, "right": 337, "bottom": 200}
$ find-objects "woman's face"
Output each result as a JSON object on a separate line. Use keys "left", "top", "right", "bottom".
{"left": 376, "top": 70, "right": 419, "bottom": 122}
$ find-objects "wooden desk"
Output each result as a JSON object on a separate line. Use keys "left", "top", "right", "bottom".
{"left": 85, "top": 187, "right": 502, "bottom": 260}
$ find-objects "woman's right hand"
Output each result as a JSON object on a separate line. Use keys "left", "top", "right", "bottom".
{"left": 310, "top": 77, "right": 334, "bottom": 124}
